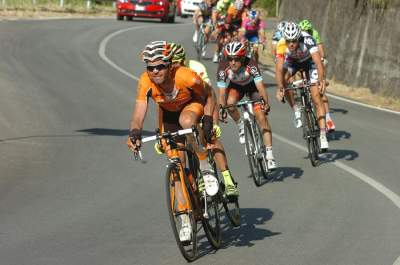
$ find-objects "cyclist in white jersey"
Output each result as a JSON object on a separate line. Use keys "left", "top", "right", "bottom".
{"left": 275, "top": 22, "right": 329, "bottom": 151}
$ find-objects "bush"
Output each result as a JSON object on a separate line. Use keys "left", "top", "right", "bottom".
{"left": 253, "top": 0, "right": 276, "bottom": 17}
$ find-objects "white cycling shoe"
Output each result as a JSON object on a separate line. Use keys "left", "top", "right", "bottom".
{"left": 201, "top": 45, "right": 207, "bottom": 57}
{"left": 179, "top": 214, "right": 192, "bottom": 242}
{"left": 192, "top": 30, "right": 198, "bottom": 43}
{"left": 320, "top": 134, "right": 329, "bottom": 151}
{"left": 238, "top": 122, "right": 245, "bottom": 144}
{"left": 202, "top": 171, "right": 219, "bottom": 196}
{"left": 212, "top": 52, "right": 219, "bottom": 63}
{"left": 293, "top": 109, "right": 302, "bottom": 128}
{"left": 267, "top": 159, "right": 277, "bottom": 171}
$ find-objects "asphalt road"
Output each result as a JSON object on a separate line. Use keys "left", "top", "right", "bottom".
{"left": 0, "top": 17, "right": 399, "bottom": 265}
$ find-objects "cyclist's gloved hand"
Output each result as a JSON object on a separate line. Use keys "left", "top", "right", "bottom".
{"left": 128, "top": 128, "right": 142, "bottom": 153}
{"left": 263, "top": 101, "right": 271, "bottom": 113}
{"left": 203, "top": 115, "right": 214, "bottom": 144}
{"left": 213, "top": 124, "right": 222, "bottom": 138}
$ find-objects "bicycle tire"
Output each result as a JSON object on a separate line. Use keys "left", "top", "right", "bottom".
{"left": 221, "top": 187, "right": 241, "bottom": 227}
{"left": 255, "top": 121, "right": 269, "bottom": 179}
{"left": 196, "top": 29, "right": 205, "bottom": 60}
{"left": 209, "top": 151, "right": 241, "bottom": 227}
{"left": 244, "top": 120, "right": 263, "bottom": 186}
{"left": 199, "top": 153, "right": 222, "bottom": 249}
{"left": 165, "top": 163, "right": 198, "bottom": 262}
{"left": 303, "top": 110, "right": 320, "bottom": 167}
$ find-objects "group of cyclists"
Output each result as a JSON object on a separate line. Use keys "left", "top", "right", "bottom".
{"left": 126, "top": 0, "right": 337, "bottom": 245}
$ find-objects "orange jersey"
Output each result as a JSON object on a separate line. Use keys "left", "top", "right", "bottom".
{"left": 136, "top": 67, "right": 207, "bottom": 112}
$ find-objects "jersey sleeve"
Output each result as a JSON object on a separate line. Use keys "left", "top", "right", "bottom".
{"left": 216, "top": 61, "right": 228, "bottom": 89}
{"left": 248, "top": 61, "right": 263, "bottom": 83}
{"left": 177, "top": 67, "right": 206, "bottom": 100}
{"left": 136, "top": 73, "right": 152, "bottom": 102}
{"left": 312, "top": 29, "right": 321, "bottom": 44}
{"left": 303, "top": 35, "right": 319, "bottom": 54}
{"left": 275, "top": 38, "right": 287, "bottom": 59}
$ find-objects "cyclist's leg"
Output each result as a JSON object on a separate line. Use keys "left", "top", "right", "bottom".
{"left": 308, "top": 65, "right": 326, "bottom": 131}
{"left": 308, "top": 64, "right": 329, "bottom": 149}
{"left": 284, "top": 62, "right": 303, "bottom": 128}
{"left": 248, "top": 86, "right": 277, "bottom": 168}
{"left": 225, "top": 86, "right": 242, "bottom": 122}
{"left": 322, "top": 94, "right": 336, "bottom": 131}
{"left": 226, "top": 85, "right": 246, "bottom": 144}
{"left": 159, "top": 108, "right": 190, "bottom": 212}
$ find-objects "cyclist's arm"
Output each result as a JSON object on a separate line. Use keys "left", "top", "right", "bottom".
{"left": 129, "top": 100, "right": 148, "bottom": 132}
{"left": 275, "top": 56, "right": 285, "bottom": 89}
{"left": 311, "top": 51, "right": 325, "bottom": 84}
{"left": 317, "top": 43, "right": 325, "bottom": 60}
{"left": 203, "top": 81, "right": 216, "bottom": 118}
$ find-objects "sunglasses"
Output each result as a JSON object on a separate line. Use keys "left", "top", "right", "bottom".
{"left": 146, "top": 63, "right": 168, "bottom": 72}
{"left": 286, "top": 39, "right": 299, "bottom": 44}
{"left": 227, "top": 56, "right": 243, "bottom": 62}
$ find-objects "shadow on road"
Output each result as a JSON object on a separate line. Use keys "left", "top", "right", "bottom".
{"left": 267, "top": 167, "right": 304, "bottom": 182}
{"left": 327, "top": 130, "right": 352, "bottom": 141}
{"left": 76, "top": 128, "right": 154, "bottom": 137}
{"left": 330, "top": 107, "right": 349, "bottom": 114}
{"left": 245, "top": 167, "right": 303, "bottom": 186}
{"left": 197, "top": 208, "right": 280, "bottom": 259}
{"left": 320, "top": 149, "right": 359, "bottom": 163}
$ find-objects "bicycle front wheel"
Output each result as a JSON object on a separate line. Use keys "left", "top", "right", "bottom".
{"left": 303, "top": 110, "right": 320, "bottom": 167}
{"left": 244, "top": 120, "right": 263, "bottom": 186}
{"left": 196, "top": 30, "right": 205, "bottom": 60}
{"left": 165, "top": 163, "right": 198, "bottom": 262}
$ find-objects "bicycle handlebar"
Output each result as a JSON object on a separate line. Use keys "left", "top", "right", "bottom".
{"left": 220, "top": 98, "right": 265, "bottom": 110}
{"left": 141, "top": 128, "right": 195, "bottom": 143}
{"left": 133, "top": 127, "right": 197, "bottom": 160}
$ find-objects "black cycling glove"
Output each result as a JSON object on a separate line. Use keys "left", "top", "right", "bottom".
{"left": 129, "top": 128, "right": 142, "bottom": 148}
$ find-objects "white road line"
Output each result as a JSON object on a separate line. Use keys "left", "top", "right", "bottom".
{"left": 263, "top": 69, "right": 400, "bottom": 115}
{"left": 98, "top": 25, "right": 400, "bottom": 265}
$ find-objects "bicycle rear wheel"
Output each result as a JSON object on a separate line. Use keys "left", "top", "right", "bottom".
{"left": 196, "top": 29, "right": 205, "bottom": 60}
{"left": 255, "top": 122, "right": 269, "bottom": 179}
{"left": 165, "top": 163, "right": 198, "bottom": 262}
{"left": 245, "top": 120, "right": 263, "bottom": 186}
{"left": 221, "top": 185, "right": 241, "bottom": 227}
{"left": 303, "top": 110, "right": 320, "bottom": 167}
{"left": 199, "top": 153, "right": 222, "bottom": 249}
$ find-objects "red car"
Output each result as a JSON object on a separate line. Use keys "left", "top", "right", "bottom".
{"left": 116, "top": 0, "right": 176, "bottom": 23}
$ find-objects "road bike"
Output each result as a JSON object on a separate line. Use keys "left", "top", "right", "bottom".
{"left": 285, "top": 72, "right": 321, "bottom": 166}
{"left": 221, "top": 99, "right": 270, "bottom": 186}
{"left": 195, "top": 23, "right": 213, "bottom": 60}
{"left": 134, "top": 127, "right": 221, "bottom": 261}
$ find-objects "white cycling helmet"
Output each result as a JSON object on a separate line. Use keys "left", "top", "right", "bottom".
{"left": 283, "top": 22, "right": 301, "bottom": 41}
{"left": 141, "top": 40, "right": 173, "bottom": 63}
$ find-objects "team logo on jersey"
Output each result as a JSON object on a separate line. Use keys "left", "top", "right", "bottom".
{"left": 303, "top": 37, "right": 315, "bottom": 46}
{"left": 249, "top": 65, "right": 259, "bottom": 76}
{"left": 218, "top": 71, "right": 226, "bottom": 80}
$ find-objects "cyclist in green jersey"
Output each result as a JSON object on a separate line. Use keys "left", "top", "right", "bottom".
{"left": 299, "top": 19, "right": 336, "bottom": 132}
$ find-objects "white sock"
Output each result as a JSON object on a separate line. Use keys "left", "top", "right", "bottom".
{"left": 326, "top": 112, "right": 332, "bottom": 120}
{"left": 265, "top": 146, "right": 274, "bottom": 160}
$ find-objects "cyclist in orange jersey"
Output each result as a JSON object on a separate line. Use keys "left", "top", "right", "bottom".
{"left": 127, "top": 41, "right": 216, "bottom": 242}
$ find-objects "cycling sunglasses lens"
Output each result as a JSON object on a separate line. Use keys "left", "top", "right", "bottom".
{"left": 227, "top": 56, "right": 241, "bottom": 62}
{"left": 147, "top": 64, "right": 167, "bottom": 72}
